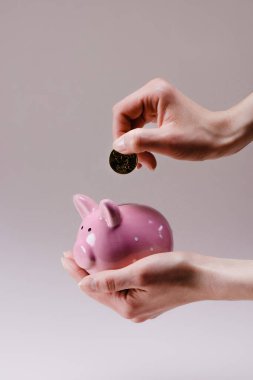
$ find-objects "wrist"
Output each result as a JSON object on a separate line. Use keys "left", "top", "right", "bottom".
{"left": 209, "top": 93, "right": 253, "bottom": 157}
{"left": 195, "top": 255, "right": 253, "bottom": 301}
{"left": 229, "top": 92, "right": 253, "bottom": 147}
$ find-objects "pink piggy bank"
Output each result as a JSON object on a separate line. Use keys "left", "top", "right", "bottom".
{"left": 72, "top": 194, "right": 173, "bottom": 274}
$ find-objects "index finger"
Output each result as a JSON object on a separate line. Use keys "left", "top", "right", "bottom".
{"left": 61, "top": 256, "right": 89, "bottom": 283}
{"left": 112, "top": 90, "right": 145, "bottom": 139}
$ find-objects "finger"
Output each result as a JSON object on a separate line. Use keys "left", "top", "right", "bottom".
{"left": 78, "top": 266, "right": 135, "bottom": 293}
{"left": 112, "top": 91, "right": 145, "bottom": 139}
{"left": 63, "top": 250, "right": 73, "bottom": 259}
{"left": 61, "top": 257, "right": 89, "bottom": 283}
{"left": 131, "top": 313, "right": 161, "bottom": 323}
{"left": 78, "top": 276, "right": 133, "bottom": 314}
{"left": 113, "top": 127, "right": 166, "bottom": 155}
{"left": 149, "top": 313, "right": 161, "bottom": 319}
{"left": 79, "top": 283, "right": 116, "bottom": 308}
{"left": 137, "top": 151, "right": 157, "bottom": 170}
{"left": 80, "top": 284, "right": 146, "bottom": 322}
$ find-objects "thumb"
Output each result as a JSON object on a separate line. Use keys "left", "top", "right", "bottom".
{"left": 78, "top": 267, "right": 134, "bottom": 293}
{"left": 113, "top": 127, "right": 165, "bottom": 155}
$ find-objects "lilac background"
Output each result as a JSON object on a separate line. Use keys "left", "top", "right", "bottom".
{"left": 0, "top": 1, "right": 252, "bottom": 379}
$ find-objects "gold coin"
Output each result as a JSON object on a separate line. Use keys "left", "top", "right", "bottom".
{"left": 109, "top": 149, "right": 138, "bottom": 174}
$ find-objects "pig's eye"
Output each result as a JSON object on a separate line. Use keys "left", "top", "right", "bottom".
{"left": 81, "top": 226, "right": 83, "bottom": 230}
{"left": 88, "top": 228, "right": 91, "bottom": 232}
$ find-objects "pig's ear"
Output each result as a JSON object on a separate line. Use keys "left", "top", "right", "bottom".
{"left": 73, "top": 194, "right": 98, "bottom": 218}
{"left": 99, "top": 199, "right": 122, "bottom": 228}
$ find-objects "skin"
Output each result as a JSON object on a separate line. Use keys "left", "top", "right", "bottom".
{"left": 62, "top": 251, "right": 253, "bottom": 323}
{"left": 112, "top": 78, "right": 253, "bottom": 168}
{"left": 62, "top": 78, "right": 253, "bottom": 323}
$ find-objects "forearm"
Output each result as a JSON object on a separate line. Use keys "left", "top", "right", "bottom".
{"left": 198, "top": 255, "right": 253, "bottom": 301}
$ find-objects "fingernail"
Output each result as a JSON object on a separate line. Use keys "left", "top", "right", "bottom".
{"left": 61, "top": 257, "right": 76, "bottom": 271}
{"left": 79, "top": 277, "right": 96, "bottom": 291}
{"left": 63, "top": 251, "right": 72, "bottom": 258}
{"left": 113, "top": 136, "right": 126, "bottom": 153}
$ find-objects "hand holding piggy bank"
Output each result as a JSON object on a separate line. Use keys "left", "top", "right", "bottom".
{"left": 72, "top": 194, "right": 173, "bottom": 274}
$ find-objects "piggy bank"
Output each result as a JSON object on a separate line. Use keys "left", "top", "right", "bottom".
{"left": 72, "top": 194, "right": 173, "bottom": 274}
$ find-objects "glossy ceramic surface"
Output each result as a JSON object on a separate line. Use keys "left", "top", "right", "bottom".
{"left": 73, "top": 194, "right": 173, "bottom": 274}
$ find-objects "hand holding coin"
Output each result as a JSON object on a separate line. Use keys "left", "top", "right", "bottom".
{"left": 112, "top": 78, "right": 252, "bottom": 166}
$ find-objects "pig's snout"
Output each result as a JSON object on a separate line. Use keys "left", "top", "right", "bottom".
{"left": 73, "top": 243, "right": 95, "bottom": 270}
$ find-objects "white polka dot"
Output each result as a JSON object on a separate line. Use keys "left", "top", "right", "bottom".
{"left": 134, "top": 236, "right": 139, "bottom": 241}
{"left": 158, "top": 225, "right": 163, "bottom": 231}
{"left": 148, "top": 220, "right": 153, "bottom": 224}
{"left": 86, "top": 233, "right": 96, "bottom": 247}
{"left": 150, "top": 247, "right": 154, "bottom": 251}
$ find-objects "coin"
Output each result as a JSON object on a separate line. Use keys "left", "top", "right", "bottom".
{"left": 109, "top": 149, "right": 138, "bottom": 174}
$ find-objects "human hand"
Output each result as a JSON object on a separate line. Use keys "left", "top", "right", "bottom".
{"left": 62, "top": 250, "right": 253, "bottom": 323}
{"left": 61, "top": 251, "right": 204, "bottom": 322}
{"left": 112, "top": 78, "right": 253, "bottom": 169}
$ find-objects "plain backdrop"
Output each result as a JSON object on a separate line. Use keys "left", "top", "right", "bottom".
{"left": 0, "top": 1, "right": 252, "bottom": 379}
